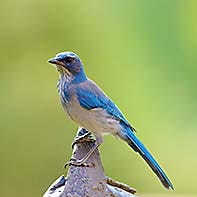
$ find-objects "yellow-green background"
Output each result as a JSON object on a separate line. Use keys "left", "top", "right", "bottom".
{"left": 0, "top": 1, "right": 196, "bottom": 196}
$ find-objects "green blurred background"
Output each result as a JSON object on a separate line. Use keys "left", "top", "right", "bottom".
{"left": 0, "top": 0, "right": 197, "bottom": 196}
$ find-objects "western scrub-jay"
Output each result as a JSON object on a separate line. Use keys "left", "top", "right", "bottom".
{"left": 48, "top": 52, "right": 173, "bottom": 189}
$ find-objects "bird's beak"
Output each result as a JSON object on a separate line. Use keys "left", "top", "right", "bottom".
{"left": 48, "top": 56, "right": 72, "bottom": 75}
{"left": 48, "top": 57, "right": 65, "bottom": 67}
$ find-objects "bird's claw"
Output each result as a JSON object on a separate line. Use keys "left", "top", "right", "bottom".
{"left": 64, "top": 158, "right": 76, "bottom": 168}
{"left": 64, "top": 158, "right": 91, "bottom": 168}
{"left": 72, "top": 133, "right": 96, "bottom": 149}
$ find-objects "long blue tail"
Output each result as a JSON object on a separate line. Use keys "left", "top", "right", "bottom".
{"left": 122, "top": 127, "right": 173, "bottom": 189}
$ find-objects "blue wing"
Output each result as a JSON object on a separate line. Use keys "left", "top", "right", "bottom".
{"left": 75, "top": 86, "right": 135, "bottom": 131}
{"left": 75, "top": 84, "right": 173, "bottom": 189}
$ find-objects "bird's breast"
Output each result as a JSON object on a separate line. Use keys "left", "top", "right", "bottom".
{"left": 58, "top": 79, "right": 70, "bottom": 104}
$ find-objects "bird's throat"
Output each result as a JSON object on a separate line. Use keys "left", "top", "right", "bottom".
{"left": 56, "top": 65, "right": 72, "bottom": 76}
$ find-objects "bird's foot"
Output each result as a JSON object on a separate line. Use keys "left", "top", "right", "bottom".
{"left": 64, "top": 158, "right": 93, "bottom": 168}
{"left": 65, "top": 143, "right": 100, "bottom": 168}
{"left": 72, "top": 132, "right": 95, "bottom": 149}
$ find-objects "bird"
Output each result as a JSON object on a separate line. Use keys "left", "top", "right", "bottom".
{"left": 48, "top": 51, "right": 173, "bottom": 190}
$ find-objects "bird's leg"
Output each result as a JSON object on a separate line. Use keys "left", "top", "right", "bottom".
{"left": 65, "top": 135, "right": 103, "bottom": 168}
{"left": 71, "top": 130, "right": 95, "bottom": 149}
{"left": 65, "top": 143, "right": 100, "bottom": 168}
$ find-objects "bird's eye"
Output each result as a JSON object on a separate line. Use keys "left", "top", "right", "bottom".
{"left": 65, "top": 57, "right": 73, "bottom": 63}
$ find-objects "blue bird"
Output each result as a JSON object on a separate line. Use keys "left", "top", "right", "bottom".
{"left": 48, "top": 51, "right": 173, "bottom": 190}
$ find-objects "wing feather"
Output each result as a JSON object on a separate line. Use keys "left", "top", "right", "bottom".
{"left": 75, "top": 83, "right": 136, "bottom": 132}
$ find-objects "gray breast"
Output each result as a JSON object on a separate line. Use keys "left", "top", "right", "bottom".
{"left": 57, "top": 76, "right": 73, "bottom": 104}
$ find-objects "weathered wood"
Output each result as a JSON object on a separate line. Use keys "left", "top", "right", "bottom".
{"left": 43, "top": 128, "right": 138, "bottom": 197}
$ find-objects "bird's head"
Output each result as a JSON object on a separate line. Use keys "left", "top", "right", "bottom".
{"left": 48, "top": 52, "right": 84, "bottom": 78}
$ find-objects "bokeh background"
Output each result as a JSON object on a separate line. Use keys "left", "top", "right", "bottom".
{"left": 0, "top": 0, "right": 197, "bottom": 196}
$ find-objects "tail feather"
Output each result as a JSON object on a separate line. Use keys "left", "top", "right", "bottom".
{"left": 123, "top": 128, "right": 174, "bottom": 190}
